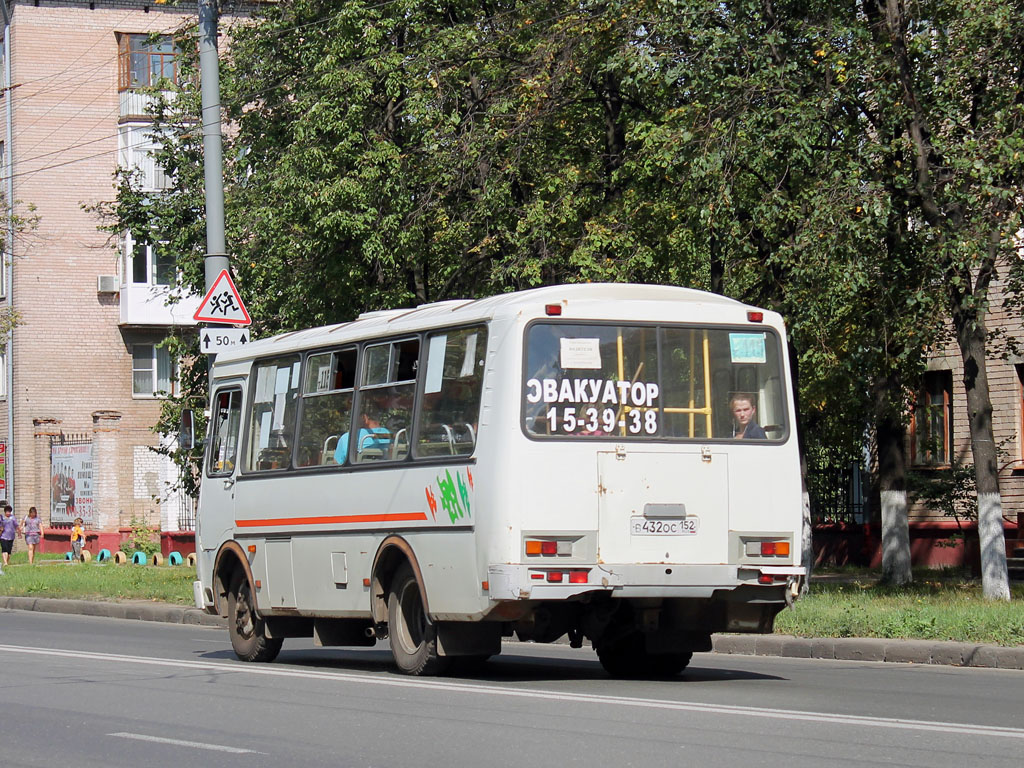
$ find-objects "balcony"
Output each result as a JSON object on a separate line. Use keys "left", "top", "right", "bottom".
{"left": 119, "top": 282, "right": 201, "bottom": 327}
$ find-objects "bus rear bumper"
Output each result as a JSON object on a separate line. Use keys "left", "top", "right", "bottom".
{"left": 487, "top": 563, "right": 805, "bottom": 601}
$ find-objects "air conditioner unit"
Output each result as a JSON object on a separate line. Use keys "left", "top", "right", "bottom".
{"left": 97, "top": 275, "right": 120, "bottom": 293}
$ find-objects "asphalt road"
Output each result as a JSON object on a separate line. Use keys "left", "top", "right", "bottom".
{"left": 1, "top": 610, "right": 1022, "bottom": 768}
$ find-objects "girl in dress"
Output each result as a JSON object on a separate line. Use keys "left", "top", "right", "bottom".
{"left": 22, "top": 506, "right": 42, "bottom": 565}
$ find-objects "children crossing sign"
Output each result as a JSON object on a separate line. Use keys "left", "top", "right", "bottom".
{"left": 193, "top": 269, "right": 252, "bottom": 326}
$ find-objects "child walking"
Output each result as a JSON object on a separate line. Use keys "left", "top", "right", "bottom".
{"left": 0, "top": 505, "right": 18, "bottom": 570}
{"left": 22, "top": 507, "right": 42, "bottom": 565}
{"left": 70, "top": 517, "right": 85, "bottom": 560}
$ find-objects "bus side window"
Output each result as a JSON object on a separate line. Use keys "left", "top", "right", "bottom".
{"left": 296, "top": 348, "right": 357, "bottom": 467}
{"left": 355, "top": 338, "right": 419, "bottom": 464}
{"left": 208, "top": 387, "right": 242, "bottom": 476}
{"left": 246, "top": 356, "right": 301, "bottom": 471}
{"left": 416, "top": 326, "right": 487, "bottom": 457}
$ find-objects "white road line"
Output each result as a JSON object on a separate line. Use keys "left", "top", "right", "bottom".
{"left": 3, "top": 643, "right": 1023, "bottom": 740}
{"left": 108, "top": 732, "right": 262, "bottom": 754}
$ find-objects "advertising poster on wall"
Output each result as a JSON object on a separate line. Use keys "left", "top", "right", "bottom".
{"left": 51, "top": 443, "right": 94, "bottom": 525}
{"left": 0, "top": 441, "right": 6, "bottom": 503}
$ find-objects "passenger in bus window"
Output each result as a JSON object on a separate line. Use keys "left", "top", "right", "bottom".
{"left": 333, "top": 411, "right": 391, "bottom": 463}
{"left": 729, "top": 392, "right": 766, "bottom": 440}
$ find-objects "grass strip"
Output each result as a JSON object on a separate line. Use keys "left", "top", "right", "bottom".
{"left": 776, "top": 579, "right": 1024, "bottom": 647}
{"left": 0, "top": 555, "right": 196, "bottom": 605}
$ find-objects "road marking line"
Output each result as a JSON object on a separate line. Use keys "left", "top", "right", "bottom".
{"left": 108, "top": 732, "right": 262, "bottom": 754}
{"left": 4, "top": 643, "right": 1023, "bottom": 740}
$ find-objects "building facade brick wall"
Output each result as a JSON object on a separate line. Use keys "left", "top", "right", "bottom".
{"left": 0, "top": 1, "right": 206, "bottom": 534}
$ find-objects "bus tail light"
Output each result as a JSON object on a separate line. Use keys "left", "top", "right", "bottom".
{"left": 747, "top": 311, "right": 763, "bottom": 322}
{"left": 545, "top": 304, "right": 562, "bottom": 316}
{"left": 745, "top": 539, "right": 791, "bottom": 557}
{"left": 524, "top": 538, "right": 573, "bottom": 557}
{"left": 546, "top": 571, "right": 564, "bottom": 583}
{"left": 569, "top": 570, "right": 589, "bottom": 584}
{"left": 758, "top": 574, "right": 774, "bottom": 584}
{"left": 760, "top": 541, "right": 791, "bottom": 556}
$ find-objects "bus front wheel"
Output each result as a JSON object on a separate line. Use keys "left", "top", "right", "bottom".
{"left": 387, "top": 563, "right": 450, "bottom": 676}
{"left": 228, "top": 571, "right": 283, "bottom": 663}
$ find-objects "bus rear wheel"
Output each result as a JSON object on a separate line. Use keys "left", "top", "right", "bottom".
{"left": 596, "top": 632, "right": 692, "bottom": 678}
{"left": 387, "top": 563, "right": 450, "bottom": 676}
{"left": 228, "top": 571, "right": 283, "bottom": 663}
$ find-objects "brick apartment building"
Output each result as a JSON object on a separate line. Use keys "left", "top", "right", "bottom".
{"left": 0, "top": 0, "right": 210, "bottom": 548}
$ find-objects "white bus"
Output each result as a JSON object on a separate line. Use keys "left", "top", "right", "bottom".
{"left": 192, "top": 283, "right": 805, "bottom": 676}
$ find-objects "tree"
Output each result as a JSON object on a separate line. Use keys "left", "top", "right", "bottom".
{"left": 97, "top": 3, "right": 1022, "bottom": 599}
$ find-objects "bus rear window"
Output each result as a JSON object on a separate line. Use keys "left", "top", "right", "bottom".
{"left": 523, "top": 323, "right": 787, "bottom": 441}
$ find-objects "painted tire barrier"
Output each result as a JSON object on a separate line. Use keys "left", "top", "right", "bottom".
{"left": 96, "top": 549, "right": 111, "bottom": 562}
{"left": 113, "top": 551, "right": 128, "bottom": 564}
{"left": 168, "top": 551, "right": 183, "bottom": 566}
{"left": 186, "top": 553, "right": 197, "bottom": 567}
{"left": 64, "top": 551, "right": 74, "bottom": 561}
{"left": 151, "top": 553, "right": 164, "bottom": 566}
{"left": 131, "top": 551, "right": 147, "bottom": 566}
{"left": 80, "top": 549, "right": 92, "bottom": 563}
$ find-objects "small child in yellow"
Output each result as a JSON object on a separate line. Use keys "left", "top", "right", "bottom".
{"left": 70, "top": 517, "right": 85, "bottom": 560}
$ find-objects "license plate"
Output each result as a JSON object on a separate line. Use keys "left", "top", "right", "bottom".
{"left": 629, "top": 516, "right": 699, "bottom": 536}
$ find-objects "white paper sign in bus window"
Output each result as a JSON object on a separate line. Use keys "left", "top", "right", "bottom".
{"left": 425, "top": 334, "right": 448, "bottom": 394}
{"left": 729, "top": 333, "right": 767, "bottom": 364}
{"left": 559, "top": 337, "right": 602, "bottom": 369}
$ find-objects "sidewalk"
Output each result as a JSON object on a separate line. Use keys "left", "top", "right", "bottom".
{"left": 2, "top": 595, "right": 1023, "bottom": 670}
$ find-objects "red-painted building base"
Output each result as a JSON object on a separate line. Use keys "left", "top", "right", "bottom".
{"left": 39, "top": 528, "right": 196, "bottom": 558}
{"left": 814, "top": 520, "right": 1022, "bottom": 572}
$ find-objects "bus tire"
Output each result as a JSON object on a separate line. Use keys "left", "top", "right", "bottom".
{"left": 387, "top": 563, "right": 450, "bottom": 676}
{"left": 227, "top": 571, "right": 283, "bottom": 663}
{"left": 597, "top": 632, "right": 692, "bottom": 679}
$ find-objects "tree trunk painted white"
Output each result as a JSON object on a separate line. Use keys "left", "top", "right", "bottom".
{"left": 800, "top": 484, "right": 812, "bottom": 595}
{"left": 881, "top": 489, "right": 912, "bottom": 585}
{"left": 876, "top": 396, "right": 912, "bottom": 585}
{"left": 951, "top": 266, "right": 1010, "bottom": 601}
{"left": 978, "top": 491, "right": 1010, "bottom": 600}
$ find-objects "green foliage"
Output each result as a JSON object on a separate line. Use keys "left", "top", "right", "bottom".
{"left": 119, "top": 517, "right": 161, "bottom": 559}
{"left": 95, "top": 1, "right": 1024, "bottom": 513}
{"left": 908, "top": 463, "right": 978, "bottom": 522}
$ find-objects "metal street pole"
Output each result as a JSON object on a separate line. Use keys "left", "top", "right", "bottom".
{"left": 198, "top": 0, "right": 229, "bottom": 292}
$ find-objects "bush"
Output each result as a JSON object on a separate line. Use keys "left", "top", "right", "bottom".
{"left": 119, "top": 517, "right": 160, "bottom": 559}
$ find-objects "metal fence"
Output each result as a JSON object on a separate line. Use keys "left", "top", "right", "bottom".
{"left": 807, "top": 461, "right": 869, "bottom": 525}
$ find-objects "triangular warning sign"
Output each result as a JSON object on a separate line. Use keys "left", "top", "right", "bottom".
{"left": 193, "top": 269, "right": 252, "bottom": 326}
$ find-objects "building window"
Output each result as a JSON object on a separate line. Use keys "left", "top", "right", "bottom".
{"left": 124, "top": 232, "right": 175, "bottom": 286}
{"left": 133, "top": 344, "right": 176, "bottom": 397}
{"left": 0, "top": 140, "right": 5, "bottom": 298}
{"left": 0, "top": 351, "right": 6, "bottom": 399}
{"left": 118, "top": 124, "right": 170, "bottom": 191}
{"left": 911, "top": 370, "right": 953, "bottom": 467}
{"left": 1018, "top": 365, "right": 1024, "bottom": 464}
{"left": 118, "top": 34, "right": 179, "bottom": 91}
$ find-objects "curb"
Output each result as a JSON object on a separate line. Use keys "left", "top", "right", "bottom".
{"left": 712, "top": 633, "right": 1024, "bottom": 670}
{"left": 0, "top": 596, "right": 226, "bottom": 628}
{"left": 2, "top": 597, "right": 1021, "bottom": 669}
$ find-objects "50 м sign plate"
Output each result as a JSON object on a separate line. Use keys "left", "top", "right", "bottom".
{"left": 200, "top": 327, "right": 250, "bottom": 354}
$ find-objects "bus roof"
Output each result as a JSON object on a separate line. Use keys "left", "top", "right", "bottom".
{"left": 211, "top": 283, "right": 761, "bottom": 365}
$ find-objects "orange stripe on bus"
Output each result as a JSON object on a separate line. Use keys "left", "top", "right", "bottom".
{"left": 235, "top": 512, "right": 429, "bottom": 528}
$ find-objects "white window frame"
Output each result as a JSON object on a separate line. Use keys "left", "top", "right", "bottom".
{"left": 118, "top": 122, "right": 170, "bottom": 192}
{"left": 132, "top": 343, "right": 177, "bottom": 398}
{"left": 123, "top": 231, "right": 175, "bottom": 287}
{"left": 0, "top": 351, "right": 6, "bottom": 399}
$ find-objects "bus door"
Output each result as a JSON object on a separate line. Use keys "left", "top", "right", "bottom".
{"left": 199, "top": 383, "right": 245, "bottom": 552}
{"left": 596, "top": 449, "right": 730, "bottom": 565}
